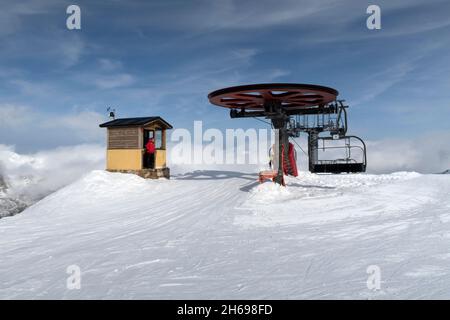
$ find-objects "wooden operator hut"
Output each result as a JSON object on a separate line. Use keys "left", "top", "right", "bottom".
{"left": 99, "top": 116, "right": 173, "bottom": 179}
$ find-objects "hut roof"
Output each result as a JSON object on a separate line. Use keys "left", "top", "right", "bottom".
{"left": 99, "top": 116, "right": 173, "bottom": 129}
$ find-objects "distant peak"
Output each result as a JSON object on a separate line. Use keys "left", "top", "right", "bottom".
{"left": 0, "top": 175, "right": 6, "bottom": 192}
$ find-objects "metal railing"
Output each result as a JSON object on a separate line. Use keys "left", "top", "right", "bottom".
{"left": 313, "top": 136, "right": 367, "bottom": 167}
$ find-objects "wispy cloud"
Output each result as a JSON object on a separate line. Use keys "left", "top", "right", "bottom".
{"left": 10, "top": 79, "right": 56, "bottom": 97}
{"left": 350, "top": 41, "right": 446, "bottom": 106}
{"left": 351, "top": 61, "right": 416, "bottom": 106}
{"left": 121, "top": 0, "right": 337, "bottom": 31}
{"left": 94, "top": 73, "right": 135, "bottom": 89}
{"left": 0, "top": 104, "right": 32, "bottom": 127}
{"left": 59, "top": 34, "right": 86, "bottom": 68}
{"left": 0, "top": 104, "right": 107, "bottom": 151}
{"left": 41, "top": 110, "right": 106, "bottom": 142}
{"left": 0, "top": 0, "right": 60, "bottom": 37}
{"left": 98, "top": 58, "right": 123, "bottom": 71}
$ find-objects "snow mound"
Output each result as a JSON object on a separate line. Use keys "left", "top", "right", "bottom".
{"left": 248, "top": 181, "right": 293, "bottom": 203}
{"left": 245, "top": 172, "right": 422, "bottom": 208}
{"left": 27, "top": 170, "right": 170, "bottom": 219}
{"left": 238, "top": 171, "right": 426, "bottom": 227}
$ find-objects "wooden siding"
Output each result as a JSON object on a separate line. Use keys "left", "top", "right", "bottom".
{"left": 107, "top": 127, "right": 140, "bottom": 149}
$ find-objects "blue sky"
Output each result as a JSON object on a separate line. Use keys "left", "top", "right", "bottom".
{"left": 0, "top": 0, "right": 449, "bottom": 155}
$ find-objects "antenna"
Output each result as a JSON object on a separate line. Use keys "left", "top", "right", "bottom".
{"left": 107, "top": 107, "right": 116, "bottom": 120}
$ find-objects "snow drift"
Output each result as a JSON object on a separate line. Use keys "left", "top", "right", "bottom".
{"left": 0, "top": 169, "right": 449, "bottom": 299}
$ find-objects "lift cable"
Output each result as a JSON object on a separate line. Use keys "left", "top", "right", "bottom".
{"left": 252, "top": 116, "right": 307, "bottom": 156}
{"left": 252, "top": 117, "right": 272, "bottom": 126}
{"left": 290, "top": 136, "right": 308, "bottom": 156}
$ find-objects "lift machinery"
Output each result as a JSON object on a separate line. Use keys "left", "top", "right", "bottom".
{"left": 208, "top": 83, "right": 367, "bottom": 185}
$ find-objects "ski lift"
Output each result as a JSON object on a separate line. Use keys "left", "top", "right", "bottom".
{"left": 208, "top": 83, "right": 367, "bottom": 184}
{"left": 309, "top": 135, "right": 367, "bottom": 173}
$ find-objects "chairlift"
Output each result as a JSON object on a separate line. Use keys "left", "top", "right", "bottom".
{"left": 309, "top": 135, "right": 367, "bottom": 173}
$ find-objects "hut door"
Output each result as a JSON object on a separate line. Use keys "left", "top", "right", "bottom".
{"left": 143, "top": 129, "right": 155, "bottom": 169}
{"left": 143, "top": 129, "right": 154, "bottom": 146}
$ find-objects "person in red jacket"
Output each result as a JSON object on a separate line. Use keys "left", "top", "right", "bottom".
{"left": 146, "top": 138, "right": 156, "bottom": 154}
{"left": 145, "top": 138, "right": 156, "bottom": 168}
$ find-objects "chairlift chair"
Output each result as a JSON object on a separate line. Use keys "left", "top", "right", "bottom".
{"left": 309, "top": 135, "right": 367, "bottom": 174}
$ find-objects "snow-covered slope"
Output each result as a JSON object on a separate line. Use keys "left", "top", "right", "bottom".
{"left": 0, "top": 170, "right": 450, "bottom": 299}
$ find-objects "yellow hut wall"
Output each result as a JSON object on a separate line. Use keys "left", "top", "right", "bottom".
{"left": 106, "top": 149, "right": 142, "bottom": 170}
{"left": 155, "top": 149, "right": 166, "bottom": 168}
{"left": 107, "top": 149, "right": 166, "bottom": 170}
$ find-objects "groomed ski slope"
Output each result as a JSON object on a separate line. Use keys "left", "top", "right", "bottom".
{"left": 1, "top": 170, "right": 450, "bottom": 299}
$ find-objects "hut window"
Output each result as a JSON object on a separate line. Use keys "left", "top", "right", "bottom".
{"left": 155, "top": 129, "right": 163, "bottom": 149}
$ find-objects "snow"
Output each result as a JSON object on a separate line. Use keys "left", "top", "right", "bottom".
{"left": 0, "top": 169, "right": 450, "bottom": 299}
